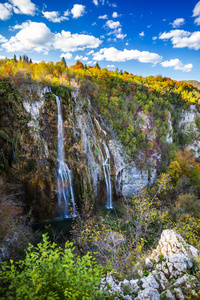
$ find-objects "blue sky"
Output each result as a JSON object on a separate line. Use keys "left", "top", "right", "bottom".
{"left": 0, "top": 0, "right": 200, "bottom": 81}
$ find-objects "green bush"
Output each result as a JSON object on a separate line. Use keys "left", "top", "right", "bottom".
{"left": 0, "top": 234, "right": 107, "bottom": 300}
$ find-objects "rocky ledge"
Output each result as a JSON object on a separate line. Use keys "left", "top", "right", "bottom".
{"left": 101, "top": 229, "right": 200, "bottom": 299}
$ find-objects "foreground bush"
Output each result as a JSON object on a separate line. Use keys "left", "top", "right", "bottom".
{"left": 0, "top": 234, "right": 106, "bottom": 300}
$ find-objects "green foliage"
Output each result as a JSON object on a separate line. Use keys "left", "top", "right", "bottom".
{"left": 142, "top": 269, "right": 150, "bottom": 277}
{"left": 0, "top": 234, "right": 106, "bottom": 300}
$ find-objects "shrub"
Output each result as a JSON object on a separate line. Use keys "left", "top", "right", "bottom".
{"left": 0, "top": 234, "right": 107, "bottom": 300}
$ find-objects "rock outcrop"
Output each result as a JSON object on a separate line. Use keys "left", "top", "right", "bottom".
{"left": 101, "top": 230, "right": 200, "bottom": 299}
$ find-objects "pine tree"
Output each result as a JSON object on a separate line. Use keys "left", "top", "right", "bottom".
{"left": 61, "top": 57, "right": 67, "bottom": 67}
{"left": 94, "top": 62, "right": 100, "bottom": 69}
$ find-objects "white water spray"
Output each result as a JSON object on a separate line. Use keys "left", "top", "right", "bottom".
{"left": 94, "top": 117, "right": 113, "bottom": 209}
{"left": 56, "top": 95, "right": 76, "bottom": 218}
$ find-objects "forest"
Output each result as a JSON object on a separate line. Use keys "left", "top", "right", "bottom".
{"left": 0, "top": 56, "right": 200, "bottom": 299}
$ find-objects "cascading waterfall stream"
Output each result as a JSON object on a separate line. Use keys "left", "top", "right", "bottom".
{"left": 94, "top": 116, "right": 113, "bottom": 209}
{"left": 56, "top": 95, "right": 76, "bottom": 218}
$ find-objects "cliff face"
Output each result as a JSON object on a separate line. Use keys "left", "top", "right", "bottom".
{"left": 0, "top": 82, "right": 77, "bottom": 220}
{"left": 1, "top": 80, "right": 200, "bottom": 221}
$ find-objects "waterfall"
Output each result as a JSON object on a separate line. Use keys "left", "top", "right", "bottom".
{"left": 56, "top": 95, "right": 76, "bottom": 218}
{"left": 94, "top": 117, "right": 113, "bottom": 209}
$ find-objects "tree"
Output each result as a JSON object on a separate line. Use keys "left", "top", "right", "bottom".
{"left": 61, "top": 57, "right": 67, "bottom": 67}
{"left": 94, "top": 62, "right": 101, "bottom": 69}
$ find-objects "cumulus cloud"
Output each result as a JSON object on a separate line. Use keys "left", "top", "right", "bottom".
{"left": 9, "top": 0, "right": 36, "bottom": 15}
{"left": 139, "top": 31, "right": 144, "bottom": 37}
{"left": 0, "top": 34, "right": 8, "bottom": 43}
{"left": 105, "top": 20, "right": 121, "bottom": 29}
{"left": 74, "top": 55, "right": 88, "bottom": 61}
{"left": 170, "top": 18, "right": 185, "bottom": 28}
{"left": 159, "top": 29, "right": 200, "bottom": 50}
{"left": 2, "top": 21, "right": 53, "bottom": 53}
{"left": 42, "top": 11, "right": 69, "bottom": 23}
{"left": 92, "top": 47, "right": 162, "bottom": 64}
{"left": 93, "top": 0, "right": 98, "bottom": 5}
{"left": 0, "top": 0, "right": 36, "bottom": 21}
{"left": 116, "top": 33, "right": 127, "bottom": 39}
{"left": 161, "top": 58, "right": 193, "bottom": 72}
{"left": 112, "top": 12, "right": 120, "bottom": 18}
{"left": 107, "top": 64, "right": 115, "bottom": 67}
{"left": 0, "top": 3, "right": 12, "bottom": 20}
{"left": 0, "top": 55, "right": 6, "bottom": 59}
{"left": 54, "top": 30, "right": 102, "bottom": 52}
{"left": 107, "top": 27, "right": 126, "bottom": 39}
{"left": 60, "top": 52, "right": 72, "bottom": 59}
{"left": 71, "top": 4, "right": 85, "bottom": 19}
{"left": 87, "top": 50, "right": 94, "bottom": 55}
{"left": 152, "top": 36, "right": 157, "bottom": 41}
{"left": 193, "top": 1, "right": 200, "bottom": 25}
{"left": 98, "top": 14, "right": 108, "bottom": 19}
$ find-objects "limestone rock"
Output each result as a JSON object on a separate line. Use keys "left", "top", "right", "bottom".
{"left": 100, "top": 230, "right": 199, "bottom": 299}
{"left": 164, "top": 290, "right": 176, "bottom": 300}
{"left": 135, "top": 287, "right": 160, "bottom": 300}
{"left": 141, "top": 275, "right": 159, "bottom": 290}
{"left": 151, "top": 229, "right": 199, "bottom": 259}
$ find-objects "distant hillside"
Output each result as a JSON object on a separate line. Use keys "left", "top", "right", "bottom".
{"left": 182, "top": 80, "right": 200, "bottom": 89}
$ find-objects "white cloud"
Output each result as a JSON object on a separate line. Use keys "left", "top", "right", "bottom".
{"left": 2, "top": 21, "right": 54, "bottom": 53}
{"left": 125, "top": 42, "right": 128, "bottom": 45}
{"left": 193, "top": 1, "right": 200, "bottom": 16}
{"left": 194, "top": 16, "right": 200, "bottom": 25}
{"left": 64, "top": 10, "right": 70, "bottom": 17}
{"left": 74, "top": 55, "right": 88, "bottom": 61}
{"left": 170, "top": 18, "right": 185, "bottom": 28}
{"left": 152, "top": 36, "right": 157, "bottom": 40}
{"left": 147, "top": 25, "right": 151, "bottom": 28}
{"left": 92, "top": 47, "right": 162, "bottom": 64}
{"left": 139, "top": 31, "right": 144, "bottom": 37}
{"left": 105, "top": 20, "right": 121, "bottom": 29}
{"left": 159, "top": 29, "right": 200, "bottom": 50}
{"left": 60, "top": 52, "right": 72, "bottom": 59}
{"left": 0, "top": 0, "right": 36, "bottom": 21}
{"left": 112, "top": 12, "right": 119, "bottom": 18}
{"left": 87, "top": 50, "right": 94, "bottom": 55}
{"left": 71, "top": 4, "right": 85, "bottom": 19}
{"left": 161, "top": 58, "right": 193, "bottom": 72}
{"left": 9, "top": 0, "right": 36, "bottom": 16}
{"left": 193, "top": 1, "right": 200, "bottom": 25}
{"left": 98, "top": 14, "right": 108, "bottom": 19}
{"left": 107, "top": 27, "right": 126, "bottom": 39}
{"left": 110, "top": 3, "right": 117, "bottom": 7}
{"left": 107, "top": 64, "right": 115, "bottom": 67}
{"left": 92, "top": 22, "right": 97, "bottom": 26}
{"left": 0, "top": 34, "right": 8, "bottom": 43}
{"left": 0, "top": 3, "right": 12, "bottom": 20}
{"left": 93, "top": 0, "right": 98, "bottom": 5}
{"left": 42, "top": 11, "right": 69, "bottom": 23}
{"left": 116, "top": 33, "right": 127, "bottom": 39}
{"left": 54, "top": 30, "right": 102, "bottom": 52}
